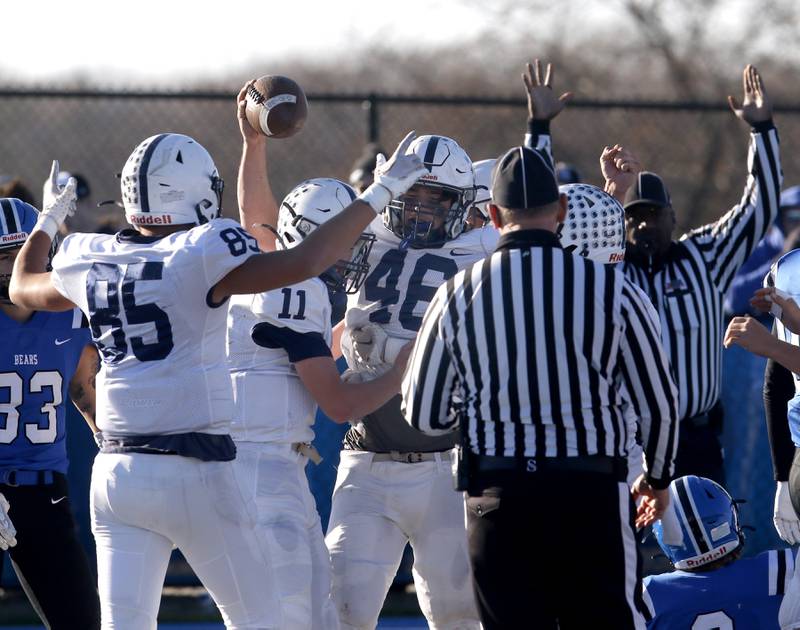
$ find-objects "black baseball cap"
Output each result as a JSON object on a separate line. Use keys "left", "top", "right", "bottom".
{"left": 491, "top": 146, "right": 559, "bottom": 211}
{"left": 624, "top": 171, "right": 671, "bottom": 211}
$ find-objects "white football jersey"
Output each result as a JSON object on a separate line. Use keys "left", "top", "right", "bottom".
{"left": 50, "top": 218, "right": 260, "bottom": 436}
{"left": 346, "top": 218, "right": 499, "bottom": 341}
{"left": 227, "top": 277, "right": 331, "bottom": 444}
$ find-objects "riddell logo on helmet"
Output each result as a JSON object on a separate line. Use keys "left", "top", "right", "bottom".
{"left": 129, "top": 215, "right": 173, "bottom": 225}
{"left": 420, "top": 174, "right": 439, "bottom": 181}
{"left": 0, "top": 232, "right": 27, "bottom": 244}
{"left": 685, "top": 545, "right": 727, "bottom": 567}
{"left": 609, "top": 252, "right": 625, "bottom": 263}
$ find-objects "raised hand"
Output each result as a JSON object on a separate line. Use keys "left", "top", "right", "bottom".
{"left": 237, "top": 80, "right": 263, "bottom": 144}
{"left": 750, "top": 287, "right": 800, "bottom": 333}
{"left": 601, "top": 144, "right": 642, "bottom": 200}
{"left": 728, "top": 64, "right": 772, "bottom": 124}
{"left": 34, "top": 161, "right": 77, "bottom": 240}
{"left": 522, "top": 59, "right": 573, "bottom": 121}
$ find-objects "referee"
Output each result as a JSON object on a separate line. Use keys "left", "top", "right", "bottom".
{"left": 401, "top": 141, "right": 679, "bottom": 628}
{"left": 602, "top": 64, "right": 782, "bottom": 484}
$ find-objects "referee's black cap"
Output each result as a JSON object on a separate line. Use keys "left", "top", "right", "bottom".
{"left": 624, "top": 172, "right": 672, "bottom": 211}
{"left": 491, "top": 146, "right": 560, "bottom": 211}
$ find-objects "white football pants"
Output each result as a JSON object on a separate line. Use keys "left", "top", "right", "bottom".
{"left": 91, "top": 452, "right": 280, "bottom": 629}
{"left": 781, "top": 548, "right": 800, "bottom": 630}
{"left": 325, "top": 450, "right": 480, "bottom": 630}
{"left": 231, "top": 441, "right": 339, "bottom": 630}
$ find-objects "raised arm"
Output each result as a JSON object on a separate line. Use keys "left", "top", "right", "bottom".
{"left": 700, "top": 65, "right": 781, "bottom": 293}
{"left": 10, "top": 164, "right": 78, "bottom": 311}
{"left": 236, "top": 81, "right": 280, "bottom": 252}
{"left": 212, "top": 131, "right": 426, "bottom": 302}
{"left": 521, "top": 58, "right": 572, "bottom": 166}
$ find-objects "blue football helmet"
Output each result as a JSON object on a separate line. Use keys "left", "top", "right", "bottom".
{"left": 0, "top": 198, "right": 53, "bottom": 303}
{"left": 653, "top": 475, "right": 743, "bottom": 570}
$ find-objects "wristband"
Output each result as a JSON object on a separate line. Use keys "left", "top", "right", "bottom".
{"left": 31, "top": 214, "right": 60, "bottom": 241}
{"left": 357, "top": 182, "right": 393, "bottom": 214}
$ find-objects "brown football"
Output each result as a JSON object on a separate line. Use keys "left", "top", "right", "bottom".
{"left": 244, "top": 75, "right": 308, "bottom": 139}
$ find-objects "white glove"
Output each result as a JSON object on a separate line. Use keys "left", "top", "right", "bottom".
{"left": 0, "top": 493, "right": 17, "bottom": 551}
{"left": 774, "top": 481, "right": 800, "bottom": 544}
{"left": 33, "top": 160, "right": 77, "bottom": 240}
{"left": 357, "top": 131, "right": 427, "bottom": 213}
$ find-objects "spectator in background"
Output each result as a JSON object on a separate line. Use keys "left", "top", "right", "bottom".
{"left": 726, "top": 185, "right": 800, "bottom": 318}
{"left": 349, "top": 143, "right": 386, "bottom": 194}
{"left": 555, "top": 160, "right": 582, "bottom": 184}
{"left": 0, "top": 176, "right": 36, "bottom": 206}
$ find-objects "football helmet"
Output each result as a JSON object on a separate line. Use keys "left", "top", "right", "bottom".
{"left": 469, "top": 159, "right": 495, "bottom": 226}
{"left": 653, "top": 476, "right": 743, "bottom": 570}
{"left": 121, "top": 133, "right": 224, "bottom": 228}
{"left": 278, "top": 178, "right": 374, "bottom": 293}
{"left": 558, "top": 184, "right": 625, "bottom": 264}
{"left": 0, "top": 198, "right": 55, "bottom": 303}
{"left": 384, "top": 135, "right": 475, "bottom": 248}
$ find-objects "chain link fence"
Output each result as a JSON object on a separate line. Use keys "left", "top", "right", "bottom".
{"left": 1, "top": 89, "right": 798, "bottom": 588}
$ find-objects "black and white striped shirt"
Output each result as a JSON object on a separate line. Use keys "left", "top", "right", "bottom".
{"left": 622, "top": 122, "right": 782, "bottom": 420}
{"left": 401, "top": 229, "right": 680, "bottom": 487}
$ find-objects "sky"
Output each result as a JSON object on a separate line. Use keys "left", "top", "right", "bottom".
{"left": 2, "top": 0, "right": 487, "bottom": 85}
{"left": 2, "top": 0, "right": 793, "bottom": 86}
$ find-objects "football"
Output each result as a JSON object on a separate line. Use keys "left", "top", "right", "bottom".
{"left": 244, "top": 75, "right": 308, "bottom": 138}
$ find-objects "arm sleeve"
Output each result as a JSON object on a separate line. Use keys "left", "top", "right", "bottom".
{"left": 249, "top": 279, "right": 332, "bottom": 363}
{"left": 688, "top": 122, "right": 782, "bottom": 294}
{"left": 523, "top": 119, "right": 554, "bottom": 169}
{"left": 619, "top": 281, "right": 680, "bottom": 489}
{"left": 251, "top": 324, "right": 331, "bottom": 363}
{"left": 401, "top": 282, "right": 458, "bottom": 435}
{"left": 764, "top": 355, "right": 796, "bottom": 481}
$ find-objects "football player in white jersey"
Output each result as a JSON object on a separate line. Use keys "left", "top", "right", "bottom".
{"left": 464, "top": 158, "right": 495, "bottom": 230}
{"left": 10, "top": 126, "right": 426, "bottom": 629}
{"left": 227, "top": 176, "right": 416, "bottom": 629}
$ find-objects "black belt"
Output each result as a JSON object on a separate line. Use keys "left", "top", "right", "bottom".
{"left": 0, "top": 470, "right": 56, "bottom": 487}
{"left": 474, "top": 455, "right": 627, "bottom": 478}
{"left": 682, "top": 401, "right": 724, "bottom": 431}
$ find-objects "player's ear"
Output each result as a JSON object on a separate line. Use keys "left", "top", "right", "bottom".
{"left": 557, "top": 193, "right": 568, "bottom": 224}
{"left": 488, "top": 204, "right": 503, "bottom": 230}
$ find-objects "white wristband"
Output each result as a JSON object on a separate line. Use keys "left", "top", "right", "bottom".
{"left": 357, "top": 182, "right": 393, "bottom": 214}
{"left": 31, "top": 214, "right": 60, "bottom": 241}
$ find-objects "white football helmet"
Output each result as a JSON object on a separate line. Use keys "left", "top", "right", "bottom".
{"left": 559, "top": 184, "right": 625, "bottom": 264}
{"left": 469, "top": 158, "right": 495, "bottom": 225}
{"left": 121, "top": 133, "right": 224, "bottom": 228}
{"left": 278, "top": 178, "right": 375, "bottom": 293}
{"left": 384, "top": 135, "right": 475, "bottom": 248}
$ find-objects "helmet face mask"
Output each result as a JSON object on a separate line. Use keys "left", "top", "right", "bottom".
{"left": 653, "top": 476, "right": 743, "bottom": 571}
{"left": 122, "top": 133, "right": 223, "bottom": 228}
{"left": 383, "top": 135, "right": 475, "bottom": 248}
{"left": 558, "top": 184, "right": 625, "bottom": 264}
{"left": 467, "top": 158, "right": 496, "bottom": 228}
{"left": 0, "top": 198, "right": 55, "bottom": 304}
{"left": 278, "top": 178, "right": 374, "bottom": 294}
